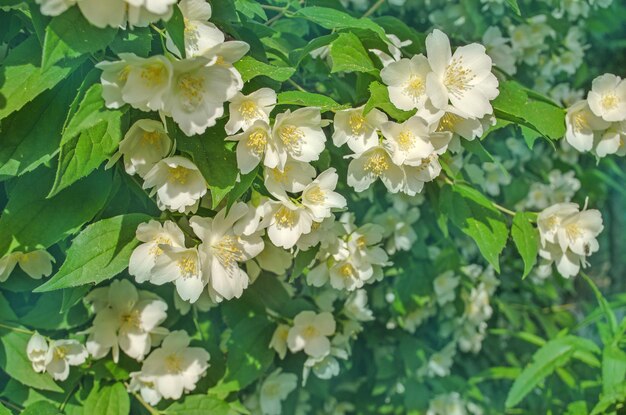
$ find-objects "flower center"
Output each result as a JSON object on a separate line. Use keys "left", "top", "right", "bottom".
{"left": 239, "top": 100, "right": 259, "bottom": 121}
{"left": 271, "top": 165, "right": 291, "bottom": 184}
{"left": 305, "top": 186, "right": 326, "bottom": 204}
{"left": 349, "top": 113, "right": 366, "bottom": 135}
{"left": 120, "top": 310, "right": 141, "bottom": 328}
{"left": 178, "top": 73, "right": 204, "bottom": 107}
{"left": 177, "top": 255, "right": 198, "bottom": 279}
{"left": 149, "top": 236, "right": 172, "bottom": 256}
{"left": 246, "top": 129, "right": 268, "bottom": 156}
{"left": 165, "top": 353, "right": 183, "bottom": 373}
{"left": 141, "top": 63, "right": 166, "bottom": 87}
{"left": 601, "top": 94, "right": 619, "bottom": 110}
{"left": 565, "top": 223, "right": 582, "bottom": 240}
{"left": 212, "top": 235, "right": 242, "bottom": 269}
{"left": 364, "top": 151, "right": 390, "bottom": 176}
{"left": 339, "top": 263, "right": 356, "bottom": 279}
{"left": 118, "top": 66, "right": 131, "bottom": 82}
{"left": 302, "top": 325, "right": 319, "bottom": 338}
{"left": 437, "top": 112, "right": 463, "bottom": 132}
{"left": 573, "top": 113, "right": 590, "bottom": 132}
{"left": 142, "top": 131, "right": 161, "bottom": 146}
{"left": 279, "top": 125, "right": 304, "bottom": 151}
{"left": 397, "top": 130, "right": 415, "bottom": 151}
{"left": 274, "top": 206, "right": 297, "bottom": 228}
{"left": 169, "top": 166, "right": 190, "bottom": 184}
{"left": 444, "top": 58, "right": 475, "bottom": 97}
{"left": 404, "top": 74, "right": 425, "bottom": 99}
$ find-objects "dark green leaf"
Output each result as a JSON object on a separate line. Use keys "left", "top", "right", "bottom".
{"left": 277, "top": 90, "right": 349, "bottom": 112}
{"left": 164, "top": 4, "right": 186, "bottom": 58}
{"left": 224, "top": 316, "right": 274, "bottom": 388}
{"left": 165, "top": 395, "right": 231, "bottom": 415}
{"left": 511, "top": 212, "right": 538, "bottom": 279}
{"left": 83, "top": 383, "right": 130, "bottom": 415}
{"left": 21, "top": 401, "right": 61, "bottom": 415}
{"left": 296, "top": 7, "right": 388, "bottom": 42}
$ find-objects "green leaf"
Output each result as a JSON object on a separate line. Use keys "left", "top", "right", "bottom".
{"left": 0, "top": 292, "right": 17, "bottom": 321}
{"left": 224, "top": 315, "right": 274, "bottom": 389}
{"left": 602, "top": 344, "right": 626, "bottom": 393}
{"left": 296, "top": 7, "right": 388, "bottom": 42}
{"left": 374, "top": 16, "right": 425, "bottom": 54}
{"left": 0, "top": 403, "right": 10, "bottom": 415}
{"left": 0, "top": 36, "right": 86, "bottom": 121}
{"left": 164, "top": 4, "right": 186, "bottom": 58}
{"left": 227, "top": 166, "right": 258, "bottom": 209}
{"left": 21, "top": 291, "right": 88, "bottom": 330}
{"left": 511, "top": 212, "right": 538, "bottom": 278}
{"left": 442, "top": 184, "right": 509, "bottom": 272}
{"left": 581, "top": 272, "right": 619, "bottom": 336}
{"left": 0, "top": 331, "right": 63, "bottom": 392}
{"left": 364, "top": 81, "right": 415, "bottom": 122}
{"left": 21, "top": 401, "right": 62, "bottom": 415}
{"left": 165, "top": 395, "right": 231, "bottom": 415}
{"left": 290, "top": 247, "right": 319, "bottom": 282}
{"left": 277, "top": 91, "right": 349, "bottom": 112}
{"left": 42, "top": 7, "right": 117, "bottom": 69}
{"left": 109, "top": 27, "right": 153, "bottom": 57}
{"left": 233, "top": 56, "right": 295, "bottom": 82}
{"left": 289, "top": 33, "right": 338, "bottom": 65}
{"left": 505, "top": 336, "right": 599, "bottom": 408}
{"left": 504, "top": 0, "right": 522, "bottom": 15}
{"left": 34, "top": 213, "right": 150, "bottom": 292}
{"left": 84, "top": 383, "right": 130, "bottom": 415}
{"left": 0, "top": 167, "right": 113, "bottom": 257}
{"left": 235, "top": 0, "right": 267, "bottom": 20}
{"left": 329, "top": 32, "right": 376, "bottom": 74}
{"left": 591, "top": 381, "right": 626, "bottom": 415}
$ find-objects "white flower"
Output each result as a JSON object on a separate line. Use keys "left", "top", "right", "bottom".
{"left": 421, "top": 343, "right": 456, "bottom": 378}
{"left": 226, "top": 88, "right": 277, "bottom": 135}
{"left": 270, "top": 324, "right": 290, "bottom": 360}
{"left": 26, "top": 333, "right": 49, "bottom": 373}
{"left": 587, "top": 74, "right": 626, "bottom": 122}
{"left": 129, "top": 372, "right": 162, "bottom": 406}
{"left": 97, "top": 54, "right": 135, "bottom": 110}
{"left": 272, "top": 108, "right": 327, "bottom": 168}
{"left": 35, "top": 0, "right": 75, "bottom": 16}
{"left": 427, "top": 392, "right": 467, "bottom": 415}
{"left": 287, "top": 311, "right": 336, "bottom": 358}
{"left": 28, "top": 334, "right": 88, "bottom": 381}
{"left": 122, "top": 55, "right": 173, "bottom": 112}
{"left": 263, "top": 160, "right": 317, "bottom": 196}
{"left": 190, "top": 202, "right": 264, "bottom": 302}
{"left": 129, "top": 220, "right": 185, "bottom": 283}
{"left": 380, "top": 116, "right": 440, "bottom": 166}
{"left": 76, "top": 0, "right": 176, "bottom": 28}
{"left": 111, "top": 120, "right": 172, "bottom": 177}
{"left": 381, "top": 54, "right": 432, "bottom": 111}
{"left": 138, "top": 330, "right": 210, "bottom": 401}
{"left": 433, "top": 271, "right": 460, "bottom": 306}
{"left": 463, "top": 283, "right": 493, "bottom": 325}
{"left": 343, "top": 289, "right": 374, "bottom": 322}
{"left": 143, "top": 156, "right": 207, "bottom": 213}
{"left": 565, "top": 100, "right": 610, "bottom": 152}
{"left": 482, "top": 161, "right": 511, "bottom": 197}
{"left": 332, "top": 106, "right": 387, "bottom": 153}
{"left": 259, "top": 198, "right": 313, "bottom": 250}
{"left": 168, "top": 0, "right": 224, "bottom": 58}
{"left": 370, "top": 33, "right": 412, "bottom": 67}
{"left": 254, "top": 242, "right": 293, "bottom": 276}
{"left": 228, "top": 121, "right": 279, "bottom": 174}
{"left": 482, "top": 26, "right": 516, "bottom": 75}
{"left": 328, "top": 259, "right": 373, "bottom": 291}
{"left": 164, "top": 57, "right": 240, "bottom": 136}
{"left": 301, "top": 168, "right": 347, "bottom": 222}
{"left": 259, "top": 369, "right": 298, "bottom": 415}
{"left": 85, "top": 279, "right": 168, "bottom": 362}
{"left": 0, "top": 250, "right": 55, "bottom": 282}
{"left": 428, "top": 107, "right": 489, "bottom": 142}
{"left": 347, "top": 144, "right": 405, "bottom": 193}
{"left": 425, "top": 29, "right": 499, "bottom": 119}
{"left": 151, "top": 246, "right": 205, "bottom": 303}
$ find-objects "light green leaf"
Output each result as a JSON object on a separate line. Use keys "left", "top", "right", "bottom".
{"left": 0, "top": 331, "right": 63, "bottom": 392}
{"left": 0, "top": 167, "right": 113, "bottom": 257}
{"left": 164, "top": 4, "right": 186, "bottom": 59}
{"left": 165, "top": 395, "right": 231, "bottom": 415}
{"left": 364, "top": 81, "right": 415, "bottom": 122}
{"left": 42, "top": 7, "right": 117, "bottom": 69}
{"left": 504, "top": 0, "right": 522, "bottom": 15}
{"left": 602, "top": 345, "right": 626, "bottom": 393}
{"left": 329, "top": 32, "right": 376, "bottom": 74}
{"left": 277, "top": 91, "right": 349, "bottom": 112}
{"left": 290, "top": 247, "right": 319, "bottom": 282}
{"left": 0, "top": 403, "right": 10, "bottom": 415}
{"left": 296, "top": 7, "right": 388, "bottom": 42}
{"left": 21, "top": 401, "right": 62, "bottom": 415}
{"left": 34, "top": 213, "right": 150, "bottom": 292}
{"left": 234, "top": 56, "right": 295, "bottom": 82}
{"left": 581, "top": 272, "right": 619, "bottom": 336}
{"left": 441, "top": 184, "right": 509, "bottom": 272}
{"left": 0, "top": 36, "right": 85, "bottom": 121}
{"left": 511, "top": 212, "right": 539, "bottom": 278}
{"left": 84, "top": 383, "right": 130, "bottom": 415}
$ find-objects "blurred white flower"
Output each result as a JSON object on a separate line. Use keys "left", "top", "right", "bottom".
{"left": 259, "top": 369, "right": 298, "bottom": 415}
{"left": 28, "top": 334, "right": 88, "bottom": 381}
{"left": 0, "top": 250, "right": 55, "bottom": 282}
{"left": 287, "top": 311, "right": 336, "bottom": 358}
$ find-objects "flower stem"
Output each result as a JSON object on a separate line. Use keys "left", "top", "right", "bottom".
{"left": 0, "top": 323, "right": 35, "bottom": 336}
{"left": 131, "top": 390, "right": 162, "bottom": 415}
{"left": 362, "top": 0, "right": 386, "bottom": 18}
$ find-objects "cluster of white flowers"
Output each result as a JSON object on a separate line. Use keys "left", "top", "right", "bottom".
{"left": 537, "top": 201, "right": 604, "bottom": 278}
{"left": 0, "top": 249, "right": 54, "bottom": 282}
{"left": 35, "top": 0, "right": 176, "bottom": 28}
{"left": 98, "top": 0, "right": 246, "bottom": 136}
{"left": 518, "top": 170, "right": 581, "bottom": 210}
{"left": 426, "top": 392, "right": 483, "bottom": 415}
{"left": 565, "top": 73, "right": 626, "bottom": 158}
{"left": 27, "top": 333, "right": 87, "bottom": 381}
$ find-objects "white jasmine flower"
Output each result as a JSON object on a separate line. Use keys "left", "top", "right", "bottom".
{"left": 425, "top": 29, "right": 499, "bottom": 119}
{"left": 482, "top": 26, "right": 516, "bottom": 75}
{"left": 301, "top": 168, "right": 347, "bottom": 222}
{"left": 129, "top": 220, "right": 185, "bottom": 284}
{"left": 0, "top": 250, "right": 55, "bottom": 282}
{"left": 26, "top": 333, "right": 49, "bottom": 373}
{"left": 587, "top": 74, "right": 626, "bottom": 122}
{"left": 122, "top": 55, "right": 173, "bottom": 112}
{"left": 164, "top": 57, "right": 240, "bottom": 136}
{"left": 421, "top": 343, "right": 456, "bottom": 378}
{"left": 433, "top": 271, "right": 460, "bottom": 306}
{"left": 129, "top": 372, "right": 162, "bottom": 406}
{"left": 328, "top": 259, "right": 373, "bottom": 291}
{"left": 370, "top": 33, "right": 412, "bottom": 67}
{"left": 482, "top": 161, "right": 511, "bottom": 196}
{"left": 332, "top": 106, "right": 387, "bottom": 153}
{"left": 190, "top": 202, "right": 264, "bottom": 302}
{"left": 287, "top": 311, "right": 336, "bottom": 358}
{"left": 143, "top": 156, "right": 207, "bottom": 213}
{"left": 111, "top": 119, "right": 172, "bottom": 178}
{"left": 138, "top": 330, "right": 210, "bottom": 401}
{"left": 226, "top": 88, "right": 277, "bottom": 135}
{"left": 259, "top": 198, "right": 313, "bottom": 249}
{"left": 380, "top": 54, "right": 432, "bottom": 111}
{"left": 272, "top": 108, "right": 327, "bottom": 168}
{"left": 254, "top": 242, "right": 293, "bottom": 276}
{"left": 168, "top": 0, "right": 223, "bottom": 58}
{"left": 343, "top": 289, "right": 374, "bottom": 321}
{"left": 427, "top": 392, "right": 468, "bottom": 415}
{"left": 85, "top": 279, "right": 168, "bottom": 362}
{"left": 97, "top": 54, "right": 136, "bottom": 110}
{"left": 347, "top": 144, "right": 405, "bottom": 193}
{"left": 151, "top": 246, "right": 205, "bottom": 303}
{"left": 270, "top": 324, "right": 290, "bottom": 360}
{"left": 35, "top": 0, "right": 75, "bottom": 16}
{"left": 263, "top": 160, "right": 317, "bottom": 196}
{"left": 457, "top": 320, "right": 487, "bottom": 353}
{"left": 259, "top": 369, "right": 298, "bottom": 415}
{"left": 565, "top": 100, "right": 610, "bottom": 152}
{"left": 380, "top": 116, "right": 439, "bottom": 166}
{"left": 28, "top": 334, "right": 88, "bottom": 381}
{"left": 76, "top": 0, "right": 176, "bottom": 29}
{"left": 228, "top": 121, "right": 280, "bottom": 174}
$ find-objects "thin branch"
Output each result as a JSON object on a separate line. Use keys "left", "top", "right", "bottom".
{"left": 362, "top": 0, "right": 386, "bottom": 18}
{"left": 131, "top": 390, "right": 162, "bottom": 415}
{"left": 287, "top": 78, "right": 307, "bottom": 93}
{"left": 0, "top": 323, "right": 35, "bottom": 336}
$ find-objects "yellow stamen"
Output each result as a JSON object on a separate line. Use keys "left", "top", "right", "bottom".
{"left": 246, "top": 129, "right": 268, "bottom": 156}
